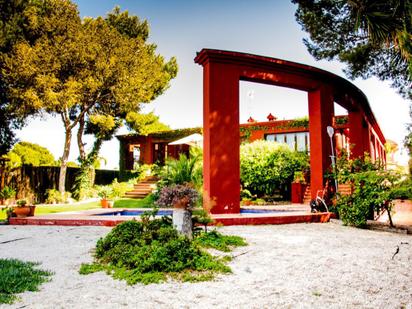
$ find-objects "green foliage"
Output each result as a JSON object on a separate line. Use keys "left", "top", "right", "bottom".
{"left": 80, "top": 216, "right": 245, "bottom": 285}
{"left": 97, "top": 186, "right": 112, "bottom": 199}
{"left": 192, "top": 209, "right": 214, "bottom": 233}
{"left": 72, "top": 165, "right": 95, "bottom": 200}
{"left": 293, "top": 0, "right": 411, "bottom": 100}
{"left": 194, "top": 230, "right": 247, "bottom": 252}
{"left": 110, "top": 179, "right": 133, "bottom": 198}
{"left": 335, "top": 154, "right": 401, "bottom": 227}
{"left": 149, "top": 127, "right": 202, "bottom": 140}
{"left": 0, "top": 186, "right": 16, "bottom": 201}
{"left": 240, "top": 140, "right": 309, "bottom": 197}
{"left": 405, "top": 107, "right": 412, "bottom": 175}
{"left": 389, "top": 178, "right": 412, "bottom": 200}
{"left": 45, "top": 189, "right": 71, "bottom": 204}
{"left": 0, "top": 259, "right": 52, "bottom": 304}
{"left": 337, "top": 170, "right": 397, "bottom": 227}
{"left": 287, "top": 116, "right": 309, "bottom": 128}
{"left": 79, "top": 263, "right": 105, "bottom": 275}
{"left": 160, "top": 148, "right": 203, "bottom": 189}
{"left": 1, "top": 1, "right": 178, "bottom": 192}
{"left": 126, "top": 112, "right": 170, "bottom": 135}
{"left": 6, "top": 142, "right": 55, "bottom": 167}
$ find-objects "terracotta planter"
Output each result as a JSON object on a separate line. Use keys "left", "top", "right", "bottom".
{"left": 13, "top": 206, "right": 32, "bottom": 218}
{"left": 101, "top": 199, "right": 109, "bottom": 208}
{"left": 173, "top": 197, "right": 190, "bottom": 209}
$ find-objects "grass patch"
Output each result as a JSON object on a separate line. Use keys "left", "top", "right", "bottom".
{"left": 113, "top": 195, "right": 155, "bottom": 208}
{"left": 0, "top": 259, "right": 52, "bottom": 304}
{"left": 80, "top": 216, "right": 246, "bottom": 285}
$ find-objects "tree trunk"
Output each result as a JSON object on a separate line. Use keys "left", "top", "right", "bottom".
{"left": 58, "top": 126, "right": 72, "bottom": 193}
{"left": 77, "top": 114, "right": 86, "bottom": 161}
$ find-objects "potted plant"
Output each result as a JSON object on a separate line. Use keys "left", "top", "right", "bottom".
{"left": 156, "top": 184, "right": 199, "bottom": 238}
{"left": 98, "top": 186, "right": 113, "bottom": 208}
{"left": 291, "top": 171, "right": 307, "bottom": 204}
{"left": 12, "top": 199, "right": 36, "bottom": 218}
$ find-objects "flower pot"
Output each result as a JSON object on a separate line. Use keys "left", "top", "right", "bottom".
{"left": 173, "top": 197, "right": 190, "bottom": 209}
{"left": 107, "top": 200, "right": 114, "bottom": 208}
{"left": 28, "top": 205, "right": 36, "bottom": 216}
{"left": 101, "top": 199, "right": 109, "bottom": 208}
{"left": 13, "top": 206, "right": 32, "bottom": 218}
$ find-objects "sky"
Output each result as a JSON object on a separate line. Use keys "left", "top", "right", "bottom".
{"left": 16, "top": 0, "right": 411, "bottom": 168}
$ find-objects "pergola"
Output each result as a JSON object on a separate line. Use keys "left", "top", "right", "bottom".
{"left": 195, "top": 49, "right": 385, "bottom": 214}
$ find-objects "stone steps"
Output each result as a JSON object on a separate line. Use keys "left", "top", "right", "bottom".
{"left": 123, "top": 177, "right": 158, "bottom": 199}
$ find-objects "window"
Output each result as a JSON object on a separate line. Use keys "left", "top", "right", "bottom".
{"left": 265, "top": 132, "right": 309, "bottom": 152}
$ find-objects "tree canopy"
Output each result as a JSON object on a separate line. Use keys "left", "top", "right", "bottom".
{"left": 1, "top": 1, "right": 178, "bottom": 192}
{"left": 6, "top": 141, "right": 55, "bottom": 168}
{"left": 126, "top": 111, "right": 171, "bottom": 135}
{"left": 292, "top": 0, "right": 411, "bottom": 100}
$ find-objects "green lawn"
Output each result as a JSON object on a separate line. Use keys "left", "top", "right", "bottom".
{"left": 0, "top": 201, "right": 100, "bottom": 221}
{"left": 113, "top": 195, "right": 155, "bottom": 208}
{"left": 0, "top": 197, "right": 156, "bottom": 221}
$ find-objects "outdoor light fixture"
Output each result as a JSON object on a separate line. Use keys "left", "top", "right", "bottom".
{"left": 327, "top": 126, "right": 338, "bottom": 194}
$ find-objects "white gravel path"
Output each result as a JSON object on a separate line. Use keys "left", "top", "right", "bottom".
{"left": 0, "top": 223, "right": 411, "bottom": 309}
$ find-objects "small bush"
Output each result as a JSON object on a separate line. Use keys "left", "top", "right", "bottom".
{"left": 45, "top": 189, "right": 71, "bottom": 204}
{"left": 80, "top": 215, "right": 246, "bottom": 284}
{"left": 110, "top": 179, "right": 133, "bottom": 198}
{"left": 0, "top": 259, "right": 52, "bottom": 304}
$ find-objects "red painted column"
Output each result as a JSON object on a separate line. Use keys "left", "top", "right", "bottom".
{"left": 348, "top": 110, "right": 365, "bottom": 159}
{"left": 308, "top": 85, "right": 334, "bottom": 199}
{"left": 202, "top": 62, "right": 240, "bottom": 214}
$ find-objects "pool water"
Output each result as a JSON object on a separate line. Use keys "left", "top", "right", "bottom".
{"left": 98, "top": 208, "right": 295, "bottom": 216}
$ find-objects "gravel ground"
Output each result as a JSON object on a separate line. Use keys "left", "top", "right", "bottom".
{"left": 0, "top": 223, "right": 411, "bottom": 309}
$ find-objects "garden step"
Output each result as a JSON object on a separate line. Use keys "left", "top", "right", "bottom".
{"left": 123, "top": 176, "right": 158, "bottom": 199}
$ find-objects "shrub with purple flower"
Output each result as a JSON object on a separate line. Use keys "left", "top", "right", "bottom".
{"left": 156, "top": 184, "right": 199, "bottom": 208}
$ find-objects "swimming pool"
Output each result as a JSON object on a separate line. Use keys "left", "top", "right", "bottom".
{"left": 97, "top": 208, "right": 299, "bottom": 216}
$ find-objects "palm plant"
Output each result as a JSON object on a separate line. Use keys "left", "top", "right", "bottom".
{"left": 160, "top": 148, "right": 203, "bottom": 189}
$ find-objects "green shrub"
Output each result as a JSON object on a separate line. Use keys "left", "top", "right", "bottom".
{"left": 0, "top": 259, "right": 52, "bottom": 304}
{"left": 110, "top": 179, "right": 133, "bottom": 198}
{"left": 240, "top": 140, "right": 309, "bottom": 198}
{"left": 337, "top": 170, "right": 398, "bottom": 228}
{"left": 0, "top": 186, "right": 16, "bottom": 201}
{"left": 389, "top": 178, "right": 412, "bottom": 200}
{"left": 80, "top": 214, "right": 245, "bottom": 284}
{"left": 45, "top": 189, "right": 71, "bottom": 204}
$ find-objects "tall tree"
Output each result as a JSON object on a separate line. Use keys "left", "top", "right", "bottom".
{"left": 292, "top": 0, "right": 411, "bottom": 100}
{"left": 0, "top": 0, "right": 41, "bottom": 155}
{"left": 2, "top": 1, "right": 177, "bottom": 192}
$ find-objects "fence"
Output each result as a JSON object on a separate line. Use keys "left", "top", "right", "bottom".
{"left": 1, "top": 165, "right": 119, "bottom": 203}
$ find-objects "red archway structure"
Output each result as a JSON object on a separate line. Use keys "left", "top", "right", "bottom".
{"left": 195, "top": 49, "right": 385, "bottom": 214}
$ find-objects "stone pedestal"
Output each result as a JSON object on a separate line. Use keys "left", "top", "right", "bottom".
{"left": 173, "top": 208, "right": 193, "bottom": 239}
